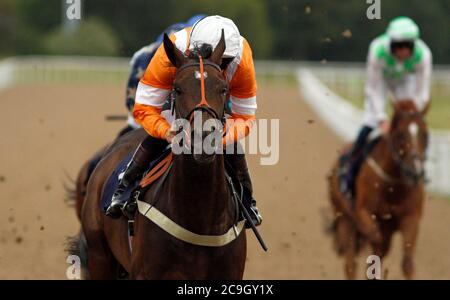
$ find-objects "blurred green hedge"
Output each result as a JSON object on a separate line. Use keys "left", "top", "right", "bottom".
{"left": 44, "top": 18, "right": 120, "bottom": 56}
{"left": 1, "top": 0, "right": 449, "bottom": 63}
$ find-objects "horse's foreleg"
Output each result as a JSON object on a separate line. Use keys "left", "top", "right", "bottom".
{"left": 355, "top": 208, "right": 382, "bottom": 244}
{"left": 86, "top": 235, "right": 119, "bottom": 280}
{"left": 400, "top": 214, "right": 421, "bottom": 280}
{"left": 369, "top": 224, "right": 394, "bottom": 279}
{"left": 87, "top": 249, "right": 119, "bottom": 279}
{"left": 343, "top": 220, "right": 358, "bottom": 280}
{"left": 372, "top": 223, "right": 394, "bottom": 258}
{"left": 334, "top": 216, "right": 357, "bottom": 279}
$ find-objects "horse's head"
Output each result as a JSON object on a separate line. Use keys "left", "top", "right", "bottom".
{"left": 389, "top": 100, "right": 429, "bottom": 185}
{"left": 163, "top": 31, "right": 228, "bottom": 164}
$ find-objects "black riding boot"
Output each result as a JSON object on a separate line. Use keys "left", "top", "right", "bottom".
{"left": 105, "top": 144, "right": 152, "bottom": 219}
{"left": 340, "top": 126, "right": 373, "bottom": 197}
{"left": 227, "top": 153, "right": 262, "bottom": 228}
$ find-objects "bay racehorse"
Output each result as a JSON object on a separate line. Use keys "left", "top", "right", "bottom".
{"left": 328, "top": 100, "right": 428, "bottom": 279}
{"left": 68, "top": 144, "right": 110, "bottom": 221}
{"left": 75, "top": 32, "right": 247, "bottom": 279}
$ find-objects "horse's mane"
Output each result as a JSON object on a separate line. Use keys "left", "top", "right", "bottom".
{"left": 391, "top": 100, "right": 422, "bottom": 129}
{"left": 188, "top": 43, "right": 213, "bottom": 60}
{"left": 187, "top": 43, "right": 232, "bottom": 70}
{"left": 394, "top": 100, "right": 419, "bottom": 114}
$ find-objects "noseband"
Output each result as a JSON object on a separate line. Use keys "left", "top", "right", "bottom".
{"left": 388, "top": 112, "right": 427, "bottom": 182}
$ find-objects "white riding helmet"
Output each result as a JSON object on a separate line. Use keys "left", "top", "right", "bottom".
{"left": 387, "top": 16, "right": 420, "bottom": 42}
{"left": 189, "top": 15, "right": 241, "bottom": 58}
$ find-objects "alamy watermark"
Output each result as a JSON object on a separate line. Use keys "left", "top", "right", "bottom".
{"left": 169, "top": 111, "right": 279, "bottom": 166}
{"left": 366, "top": 0, "right": 381, "bottom": 20}
{"left": 366, "top": 255, "right": 382, "bottom": 279}
{"left": 66, "top": 255, "right": 81, "bottom": 279}
{"left": 64, "top": 0, "right": 82, "bottom": 20}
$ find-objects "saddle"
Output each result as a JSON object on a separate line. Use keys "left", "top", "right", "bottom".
{"left": 102, "top": 149, "right": 264, "bottom": 250}
{"left": 101, "top": 148, "right": 245, "bottom": 221}
{"left": 100, "top": 147, "right": 172, "bottom": 216}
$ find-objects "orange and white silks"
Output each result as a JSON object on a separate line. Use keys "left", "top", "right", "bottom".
{"left": 133, "top": 27, "right": 257, "bottom": 143}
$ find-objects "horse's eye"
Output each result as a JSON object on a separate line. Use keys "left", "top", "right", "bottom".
{"left": 174, "top": 87, "right": 182, "bottom": 95}
{"left": 221, "top": 87, "right": 228, "bottom": 96}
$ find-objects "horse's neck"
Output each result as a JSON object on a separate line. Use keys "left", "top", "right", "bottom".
{"left": 167, "top": 154, "right": 232, "bottom": 233}
{"left": 372, "top": 137, "right": 403, "bottom": 178}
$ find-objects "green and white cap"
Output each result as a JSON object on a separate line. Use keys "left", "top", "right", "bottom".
{"left": 386, "top": 17, "right": 420, "bottom": 41}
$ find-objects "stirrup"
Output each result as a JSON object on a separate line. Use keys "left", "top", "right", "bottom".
{"left": 105, "top": 189, "right": 128, "bottom": 219}
{"left": 122, "top": 197, "right": 138, "bottom": 220}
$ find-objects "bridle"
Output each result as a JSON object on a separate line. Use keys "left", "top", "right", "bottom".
{"left": 387, "top": 111, "right": 427, "bottom": 183}
{"left": 172, "top": 55, "right": 226, "bottom": 124}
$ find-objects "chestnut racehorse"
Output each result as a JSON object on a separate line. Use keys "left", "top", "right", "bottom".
{"left": 74, "top": 32, "right": 247, "bottom": 279}
{"left": 328, "top": 100, "right": 428, "bottom": 279}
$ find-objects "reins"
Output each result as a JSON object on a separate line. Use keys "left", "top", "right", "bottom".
{"left": 368, "top": 112, "right": 427, "bottom": 184}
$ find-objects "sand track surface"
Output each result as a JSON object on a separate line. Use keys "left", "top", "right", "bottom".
{"left": 0, "top": 84, "right": 449, "bottom": 279}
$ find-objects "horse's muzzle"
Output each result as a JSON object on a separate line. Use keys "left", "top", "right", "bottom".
{"left": 191, "top": 128, "right": 222, "bottom": 164}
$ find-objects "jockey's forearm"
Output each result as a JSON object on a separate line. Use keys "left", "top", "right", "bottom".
{"left": 222, "top": 114, "right": 256, "bottom": 145}
{"left": 133, "top": 103, "right": 170, "bottom": 139}
{"left": 134, "top": 81, "right": 172, "bottom": 139}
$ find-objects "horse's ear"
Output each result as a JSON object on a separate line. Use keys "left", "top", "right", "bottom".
{"left": 209, "top": 29, "right": 226, "bottom": 66}
{"left": 163, "top": 33, "right": 186, "bottom": 68}
{"left": 393, "top": 100, "right": 418, "bottom": 114}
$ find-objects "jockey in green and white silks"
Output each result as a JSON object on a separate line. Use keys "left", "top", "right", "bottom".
{"left": 341, "top": 16, "right": 433, "bottom": 197}
{"left": 364, "top": 16, "right": 432, "bottom": 128}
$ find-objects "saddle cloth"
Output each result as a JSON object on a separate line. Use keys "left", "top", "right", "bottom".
{"left": 338, "top": 134, "right": 382, "bottom": 198}
{"left": 100, "top": 148, "right": 172, "bottom": 212}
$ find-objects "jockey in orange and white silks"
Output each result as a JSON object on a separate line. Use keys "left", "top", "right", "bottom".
{"left": 133, "top": 15, "right": 257, "bottom": 145}
{"left": 121, "top": 14, "right": 206, "bottom": 134}
{"left": 106, "top": 15, "right": 262, "bottom": 227}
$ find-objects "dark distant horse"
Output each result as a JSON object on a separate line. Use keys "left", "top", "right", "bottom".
{"left": 77, "top": 32, "right": 247, "bottom": 279}
{"left": 68, "top": 145, "right": 110, "bottom": 221}
{"left": 328, "top": 100, "right": 428, "bottom": 279}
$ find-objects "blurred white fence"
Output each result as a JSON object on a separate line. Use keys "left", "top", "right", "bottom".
{"left": 0, "top": 56, "right": 129, "bottom": 88}
{"left": 0, "top": 59, "right": 15, "bottom": 90}
{"left": 0, "top": 56, "right": 448, "bottom": 195}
